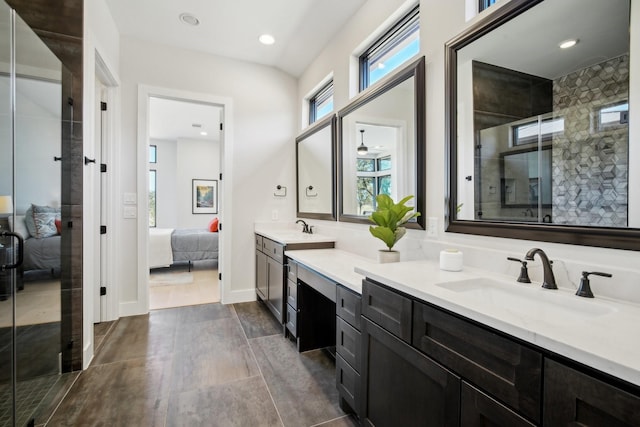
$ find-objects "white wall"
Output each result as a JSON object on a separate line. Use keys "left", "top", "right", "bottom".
{"left": 84, "top": 0, "right": 121, "bottom": 368}
{"left": 296, "top": 0, "right": 640, "bottom": 303}
{"left": 152, "top": 137, "right": 221, "bottom": 229}
{"left": 119, "top": 36, "right": 297, "bottom": 308}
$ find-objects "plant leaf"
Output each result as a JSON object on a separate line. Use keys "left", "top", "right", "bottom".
{"left": 369, "top": 226, "right": 395, "bottom": 250}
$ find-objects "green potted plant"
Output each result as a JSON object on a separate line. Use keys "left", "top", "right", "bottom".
{"left": 368, "top": 194, "right": 421, "bottom": 263}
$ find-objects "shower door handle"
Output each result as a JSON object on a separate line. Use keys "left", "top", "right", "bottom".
{"left": 0, "top": 231, "right": 24, "bottom": 271}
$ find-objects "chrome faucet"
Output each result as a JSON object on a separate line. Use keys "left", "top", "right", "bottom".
{"left": 524, "top": 248, "right": 557, "bottom": 289}
{"left": 296, "top": 219, "right": 313, "bottom": 234}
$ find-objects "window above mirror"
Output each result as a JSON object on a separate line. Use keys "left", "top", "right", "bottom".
{"left": 446, "top": 0, "right": 640, "bottom": 250}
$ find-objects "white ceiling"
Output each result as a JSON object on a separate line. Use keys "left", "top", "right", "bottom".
{"left": 105, "top": 0, "right": 367, "bottom": 78}
{"left": 149, "top": 97, "right": 222, "bottom": 141}
{"left": 458, "top": 0, "right": 629, "bottom": 79}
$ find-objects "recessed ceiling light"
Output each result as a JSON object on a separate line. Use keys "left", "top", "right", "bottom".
{"left": 192, "top": 123, "right": 202, "bottom": 128}
{"left": 179, "top": 13, "right": 200, "bottom": 26}
{"left": 200, "top": 131, "right": 208, "bottom": 136}
{"left": 559, "top": 39, "right": 578, "bottom": 49}
{"left": 259, "top": 34, "right": 275, "bottom": 45}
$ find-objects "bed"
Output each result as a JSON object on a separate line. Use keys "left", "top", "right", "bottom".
{"left": 149, "top": 228, "right": 219, "bottom": 270}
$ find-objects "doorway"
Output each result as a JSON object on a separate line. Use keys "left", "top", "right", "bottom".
{"left": 147, "top": 97, "right": 222, "bottom": 310}
{"left": 135, "top": 86, "right": 232, "bottom": 314}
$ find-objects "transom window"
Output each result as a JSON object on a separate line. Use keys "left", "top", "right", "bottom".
{"left": 309, "top": 80, "right": 334, "bottom": 124}
{"left": 359, "top": 6, "right": 420, "bottom": 91}
{"left": 479, "top": 0, "right": 498, "bottom": 12}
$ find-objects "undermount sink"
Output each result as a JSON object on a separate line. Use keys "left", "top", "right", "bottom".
{"left": 436, "top": 277, "right": 617, "bottom": 321}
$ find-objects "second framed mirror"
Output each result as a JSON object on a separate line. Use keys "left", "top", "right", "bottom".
{"left": 338, "top": 56, "right": 425, "bottom": 229}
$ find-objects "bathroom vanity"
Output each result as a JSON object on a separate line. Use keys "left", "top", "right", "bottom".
{"left": 254, "top": 228, "right": 335, "bottom": 323}
{"left": 284, "top": 249, "right": 640, "bottom": 427}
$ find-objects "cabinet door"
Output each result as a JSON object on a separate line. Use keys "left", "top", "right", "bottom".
{"left": 461, "top": 382, "right": 536, "bottom": 427}
{"left": 413, "top": 301, "right": 541, "bottom": 423}
{"left": 544, "top": 358, "right": 640, "bottom": 426}
{"left": 337, "top": 285, "right": 361, "bottom": 330}
{"left": 336, "top": 317, "right": 361, "bottom": 372}
{"left": 266, "top": 256, "right": 284, "bottom": 323}
{"left": 362, "top": 280, "right": 412, "bottom": 342}
{"left": 361, "top": 318, "right": 460, "bottom": 427}
{"left": 255, "top": 249, "right": 267, "bottom": 300}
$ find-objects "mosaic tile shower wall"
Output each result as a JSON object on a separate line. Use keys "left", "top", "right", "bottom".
{"left": 551, "top": 55, "right": 629, "bottom": 227}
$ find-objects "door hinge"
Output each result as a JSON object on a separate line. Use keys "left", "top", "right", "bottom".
{"left": 100, "top": 286, "right": 107, "bottom": 296}
{"left": 218, "top": 273, "right": 222, "bottom": 281}
{"left": 100, "top": 226, "right": 107, "bottom": 234}
{"left": 219, "top": 123, "right": 223, "bottom": 131}
{"left": 101, "top": 163, "right": 107, "bottom": 173}
{"left": 67, "top": 340, "right": 74, "bottom": 349}
{"left": 219, "top": 223, "right": 222, "bottom": 231}
{"left": 67, "top": 97, "right": 73, "bottom": 106}
{"left": 219, "top": 173, "right": 222, "bottom": 180}
{"left": 100, "top": 101, "right": 107, "bottom": 111}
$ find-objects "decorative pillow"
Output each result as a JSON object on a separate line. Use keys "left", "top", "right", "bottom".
{"left": 208, "top": 217, "right": 219, "bottom": 232}
{"left": 8, "top": 215, "right": 29, "bottom": 239}
{"left": 25, "top": 204, "right": 61, "bottom": 238}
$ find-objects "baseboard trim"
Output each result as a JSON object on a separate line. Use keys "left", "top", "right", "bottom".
{"left": 119, "top": 301, "right": 147, "bottom": 317}
{"left": 221, "top": 288, "right": 256, "bottom": 305}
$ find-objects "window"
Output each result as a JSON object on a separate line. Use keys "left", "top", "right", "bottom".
{"left": 359, "top": 6, "right": 419, "bottom": 91}
{"left": 355, "top": 156, "right": 393, "bottom": 215}
{"left": 479, "top": 0, "right": 497, "bottom": 12}
{"left": 512, "top": 117, "right": 564, "bottom": 146}
{"left": 598, "top": 102, "right": 628, "bottom": 129}
{"left": 149, "top": 145, "right": 157, "bottom": 163}
{"left": 309, "top": 80, "right": 334, "bottom": 124}
{"left": 149, "top": 169, "right": 156, "bottom": 227}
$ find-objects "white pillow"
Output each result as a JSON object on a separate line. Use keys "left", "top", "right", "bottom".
{"left": 8, "top": 215, "right": 30, "bottom": 239}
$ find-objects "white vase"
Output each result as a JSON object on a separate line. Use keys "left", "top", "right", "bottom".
{"left": 378, "top": 250, "right": 400, "bottom": 263}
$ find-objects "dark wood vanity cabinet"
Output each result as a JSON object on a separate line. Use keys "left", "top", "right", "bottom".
{"left": 461, "top": 382, "right": 536, "bottom": 427}
{"left": 543, "top": 359, "right": 640, "bottom": 426}
{"left": 254, "top": 235, "right": 285, "bottom": 322}
{"left": 413, "top": 300, "right": 542, "bottom": 423}
{"left": 336, "top": 285, "right": 362, "bottom": 415}
{"left": 360, "top": 317, "right": 461, "bottom": 426}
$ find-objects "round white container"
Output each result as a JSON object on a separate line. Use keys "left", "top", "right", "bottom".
{"left": 440, "top": 249, "right": 463, "bottom": 271}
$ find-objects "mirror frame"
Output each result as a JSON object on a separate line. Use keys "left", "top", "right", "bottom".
{"left": 445, "top": 0, "right": 640, "bottom": 251}
{"left": 338, "top": 56, "right": 426, "bottom": 229}
{"left": 296, "top": 114, "right": 337, "bottom": 220}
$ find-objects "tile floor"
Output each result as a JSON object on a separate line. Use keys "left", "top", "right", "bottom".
{"left": 46, "top": 301, "right": 358, "bottom": 426}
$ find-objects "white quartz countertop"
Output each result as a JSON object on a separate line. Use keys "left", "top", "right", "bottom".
{"left": 254, "top": 225, "right": 336, "bottom": 245}
{"left": 285, "top": 249, "right": 375, "bottom": 293}
{"left": 281, "top": 247, "right": 640, "bottom": 388}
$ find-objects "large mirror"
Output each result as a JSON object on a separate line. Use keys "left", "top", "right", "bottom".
{"left": 446, "top": 0, "right": 640, "bottom": 250}
{"left": 339, "top": 56, "right": 425, "bottom": 229}
{"left": 296, "top": 114, "right": 336, "bottom": 220}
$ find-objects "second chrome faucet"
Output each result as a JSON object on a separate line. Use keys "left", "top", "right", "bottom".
{"left": 524, "top": 248, "right": 557, "bottom": 289}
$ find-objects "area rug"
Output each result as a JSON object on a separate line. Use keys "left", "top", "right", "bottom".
{"left": 149, "top": 272, "right": 193, "bottom": 286}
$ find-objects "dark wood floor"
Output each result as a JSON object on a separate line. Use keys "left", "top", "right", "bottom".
{"left": 46, "top": 301, "right": 358, "bottom": 426}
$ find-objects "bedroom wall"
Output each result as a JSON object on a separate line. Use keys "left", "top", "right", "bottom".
{"left": 152, "top": 137, "right": 221, "bottom": 229}
{"left": 175, "top": 138, "right": 221, "bottom": 228}
{"left": 0, "top": 76, "right": 61, "bottom": 213}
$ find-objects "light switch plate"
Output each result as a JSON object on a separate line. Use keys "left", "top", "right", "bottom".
{"left": 427, "top": 217, "right": 438, "bottom": 237}
{"left": 123, "top": 193, "right": 137, "bottom": 205}
{"left": 123, "top": 206, "right": 137, "bottom": 218}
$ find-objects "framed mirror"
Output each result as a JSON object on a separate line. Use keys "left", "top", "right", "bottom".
{"left": 296, "top": 114, "right": 337, "bottom": 220}
{"left": 338, "top": 56, "right": 425, "bottom": 229}
{"left": 446, "top": 0, "right": 640, "bottom": 250}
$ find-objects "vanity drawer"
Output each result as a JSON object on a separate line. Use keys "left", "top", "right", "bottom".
{"left": 287, "top": 259, "right": 297, "bottom": 282}
{"left": 255, "top": 234, "right": 263, "bottom": 251}
{"left": 336, "top": 285, "right": 361, "bottom": 330}
{"left": 413, "top": 301, "right": 542, "bottom": 423}
{"left": 461, "top": 382, "right": 536, "bottom": 427}
{"left": 285, "top": 304, "right": 297, "bottom": 337}
{"left": 298, "top": 264, "right": 336, "bottom": 302}
{"left": 362, "top": 279, "right": 412, "bottom": 343}
{"left": 263, "top": 238, "right": 284, "bottom": 263}
{"left": 336, "top": 317, "right": 361, "bottom": 372}
{"left": 336, "top": 354, "right": 360, "bottom": 415}
{"left": 286, "top": 279, "right": 298, "bottom": 309}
